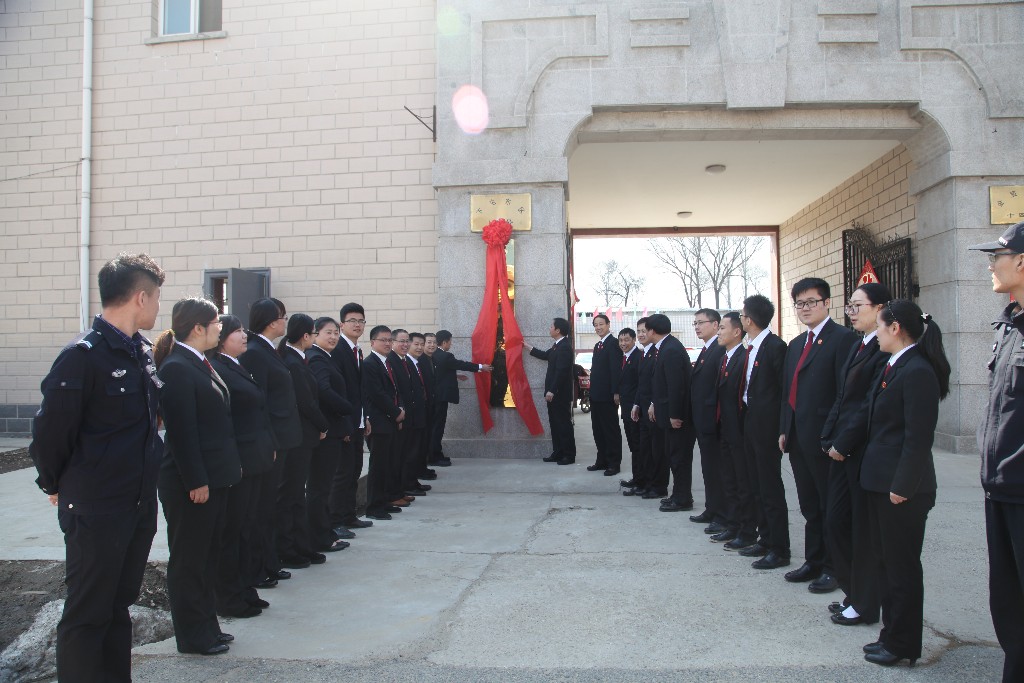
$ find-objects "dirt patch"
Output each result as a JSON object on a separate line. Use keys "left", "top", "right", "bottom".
{"left": 0, "top": 448, "right": 32, "bottom": 476}
{"left": 0, "top": 560, "right": 169, "bottom": 652}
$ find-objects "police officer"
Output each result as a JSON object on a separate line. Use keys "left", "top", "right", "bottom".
{"left": 30, "top": 252, "right": 165, "bottom": 682}
{"left": 970, "top": 220, "right": 1024, "bottom": 683}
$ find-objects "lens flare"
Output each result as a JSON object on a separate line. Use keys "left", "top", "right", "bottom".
{"left": 452, "top": 85, "right": 489, "bottom": 135}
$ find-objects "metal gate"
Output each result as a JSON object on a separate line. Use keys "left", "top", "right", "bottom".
{"left": 842, "top": 226, "right": 917, "bottom": 322}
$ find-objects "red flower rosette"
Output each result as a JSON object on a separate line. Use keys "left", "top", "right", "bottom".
{"left": 482, "top": 218, "right": 513, "bottom": 247}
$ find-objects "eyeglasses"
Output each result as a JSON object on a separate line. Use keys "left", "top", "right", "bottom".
{"left": 988, "top": 251, "right": 1020, "bottom": 264}
{"left": 692, "top": 320, "right": 712, "bottom": 327}
{"left": 277, "top": 315, "right": 289, "bottom": 321}
{"left": 372, "top": 337, "right": 393, "bottom": 343}
{"left": 793, "top": 298, "right": 825, "bottom": 310}
{"left": 343, "top": 318, "right": 366, "bottom": 325}
{"left": 843, "top": 303, "right": 871, "bottom": 315}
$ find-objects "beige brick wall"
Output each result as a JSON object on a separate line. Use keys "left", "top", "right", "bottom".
{"left": 0, "top": 0, "right": 439, "bottom": 405}
{"left": 778, "top": 144, "right": 917, "bottom": 340}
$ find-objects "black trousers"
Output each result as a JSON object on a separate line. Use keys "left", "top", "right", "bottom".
{"left": 789, "top": 430, "right": 831, "bottom": 571}
{"left": 276, "top": 445, "right": 313, "bottom": 560}
{"left": 867, "top": 489, "right": 934, "bottom": 661}
{"left": 986, "top": 498, "right": 1024, "bottom": 683}
{"left": 590, "top": 400, "right": 622, "bottom": 468}
{"left": 329, "top": 433, "right": 364, "bottom": 526}
{"left": 308, "top": 437, "right": 342, "bottom": 550}
{"left": 621, "top": 412, "right": 639, "bottom": 461}
{"left": 648, "top": 424, "right": 669, "bottom": 494}
{"left": 697, "top": 431, "right": 726, "bottom": 523}
{"left": 744, "top": 427, "right": 790, "bottom": 556}
{"left": 55, "top": 501, "right": 157, "bottom": 683}
{"left": 215, "top": 475, "right": 260, "bottom": 615}
{"left": 401, "top": 426, "right": 424, "bottom": 489}
{"left": 430, "top": 402, "right": 449, "bottom": 460}
{"left": 631, "top": 412, "right": 653, "bottom": 488}
{"left": 667, "top": 425, "right": 695, "bottom": 505}
{"left": 720, "top": 433, "right": 756, "bottom": 537}
{"left": 254, "top": 454, "right": 285, "bottom": 578}
{"left": 826, "top": 458, "right": 880, "bottom": 622}
{"left": 547, "top": 399, "right": 576, "bottom": 461}
{"left": 366, "top": 431, "right": 398, "bottom": 513}
{"left": 159, "top": 476, "right": 228, "bottom": 653}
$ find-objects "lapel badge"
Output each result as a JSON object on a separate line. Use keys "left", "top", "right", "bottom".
{"left": 754, "top": 361, "right": 759, "bottom": 367}
{"left": 817, "top": 339, "right": 823, "bottom": 345}
{"left": 111, "top": 369, "right": 127, "bottom": 378}
{"left": 881, "top": 381, "right": 887, "bottom": 389}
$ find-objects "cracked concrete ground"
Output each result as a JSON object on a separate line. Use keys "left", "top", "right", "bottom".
{"left": 0, "top": 419, "right": 1004, "bottom": 681}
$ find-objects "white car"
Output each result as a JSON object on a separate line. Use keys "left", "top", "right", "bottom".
{"left": 574, "top": 352, "right": 593, "bottom": 373}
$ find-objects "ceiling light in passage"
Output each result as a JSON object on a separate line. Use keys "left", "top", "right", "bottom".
{"left": 705, "top": 164, "right": 727, "bottom": 174}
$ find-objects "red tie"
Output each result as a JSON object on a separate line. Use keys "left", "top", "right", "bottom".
{"left": 354, "top": 344, "right": 361, "bottom": 366}
{"left": 621, "top": 355, "right": 627, "bottom": 369}
{"left": 788, "top": 331, "right": 815, "bottom": 410}
{"left": 202, "top": 357, "right": 215, "bottom": 374}
{"left": 857, "top": 341, "right": 865, "bottom": 355}
{"left": 385, "top": 359, "right": 398, "bottom": 405}
{"left": 881, "top": 363, "right": 892, "bottom": 386}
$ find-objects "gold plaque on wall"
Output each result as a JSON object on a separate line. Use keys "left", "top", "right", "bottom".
{"left": 990, "top": 186, "right": 1024, "bottom": 225}
{"left": 470, "top": 193, "right": 532, "bottom": 232}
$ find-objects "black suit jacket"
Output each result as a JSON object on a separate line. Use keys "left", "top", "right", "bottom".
{"left": 388, "top": 351, "right": 423, "bottom": 429}
{"left": 211, "top": 354, "right": 275, "bottom": 478}
{"left": 837, "top": 348, "right": 939, "bottom": 497}
{"left": 158, "top": 345, "right": 241, "bottom": 490}
{"left": 717, "top": 345, "right": 747, "bottom": 441}
{"left": 307, "top": 345, "right": 354, "bottom": 438}
{"left": 419, "top": 354, "right": 436, "bottom": 404}
{"left": 280, "top": 346, "right": 329, "bottom": 449}
{"left": 634, "top": 345, "right": 657, "bottom": 412}
{"left": 529, "top": 337, "right": 573, "bottom": 404}
{"left": 405, "top": 355, "right": 429, "bottom": 429}
{"left": 779, "top": 319, "right": 857, "bottom": 454}
{"left": 691, "top": 341, "right": 727, "bottom": 436}
{"left": 362, "top": 352, "right": 402, "bottom": 434}
{"left": 617, "top": 347, "right": 641, "bottom": 420}
{"left": 433, "top": 347, "right": 479, "bottom": 404}
{"left": 332, "top": 338, "right": 363, "bottom": 433}
{"left": 589, "top": 333, "right": 623, "bottom": 402}
{"left": 820, "top": 337, "right": 889, "bottom": 474}
{"left": 652, "top": 335, "right": 692, "bottom": 429}
{"left": 744, "top": 331, "right": 786, "bottom": 442}
{"left": 239, "top": 336, "right": 302, "bottom": 451}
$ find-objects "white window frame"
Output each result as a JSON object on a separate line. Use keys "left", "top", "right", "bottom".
{"left": 159, "top": 0, "right": 200, "bottom": 36}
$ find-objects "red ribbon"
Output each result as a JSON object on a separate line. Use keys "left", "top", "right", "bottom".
{"left": 471, "top": 220, "right": 544, "bottom": 435}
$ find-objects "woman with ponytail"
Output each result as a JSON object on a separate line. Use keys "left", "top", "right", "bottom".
{"left": 208, "top": 315, "right": 275, "bottom": 619}
{"left": 822, "top": 282, "right": 892, "bottom": 627}
{"left": 839, "top": 299, "right": 950, "bottom": 667}
{"left": 156, "top": 297, "right": 241, "bottom": 656}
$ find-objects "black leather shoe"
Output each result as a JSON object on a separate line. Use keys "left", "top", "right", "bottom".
{"left": 365, "top": 510, "right": 392, "bottom": 520}
{"left": 863, "top": 641, "right": 884, "bottom": 654}
{"left": 343, "top": 518, "right": 373, "bottom": 529}
{"left": 319, "top": 540, "right": 348, "bottom": 553}
{"left": 784, "top": 562, "right": 821, "bottom": 583}
{"left": 864, "top": 646, "right": 916, "bottom": 667}
{"left": 255, "top": 577, "right": 278, "bottom": 589}
{"left": 217, "top": 633, "right": 234, "bottom": 643}
{"left": 831, "top": 612, "right": 863, "bottom": 626}
{"left": 689, "top": 511, "right": 714, "bottom": 524}
{"left": 218, "top": 605, "right": 262, "bottom": 619}
{"left": 279, "top": 556, "right": 311, "bottom": 569}
{"left": 710, "top": 529, "right": 737, "bottom": 543}
{"left": 586, "top": 463, "right": 606, "bottom": 471}
{"left": 622, "top": 487, "right": 641, "bottom": 496}
{"left": 333, "top": 527, "right": 356, "bottom": 540}
{"left": 306, "top": 552, "right": 327, "bottom": 564}
{"left": 641, "top": 489, "right": 668, "bottom": 499}
{"left": 418, "top": 471, "right": 438, "bottom": 480}
{"left": 404, "top": 490, "right": 425, "bottom": 498}
{"left": 738, "top": 543, "right": 769, "bottom": 557}
{"left": 273, "top": 570, "right": 291, "bottom": 580}
{"left": 603, "top": 467, "right": 620, "bottom": 476}
{"left": 433, "top": 457, "right": 453, "bottom": 467}
{"left": 557, "top": 458, "right": 576, "bottom": 465}
{"left": 619, "top": 478, "right": 636, "bottom": 488}
{"left": 808, "top": 573, "right": 839, "bottom": 594}
{"left": 751, "top": 551, "right": 791, "bottom": 570}
{"left": 248, "top": 598, "right": 270, "bottom": 609}
{"left": 704, "top": 522, "right": 728, "bottom": 535}
{"left": 828, "top": 601, "right": 847, "bottom": 615}
{"left": 184, "top": 643, "right": 229, "bottom": 656}
{"left": 660, "top": 500, "right": 693, "bottom": 512}
{"left": 543, "top": 455, "right": 561, "bottom": 463}
{"left": 724, "top": 537, "right": 755, "bottom": 551}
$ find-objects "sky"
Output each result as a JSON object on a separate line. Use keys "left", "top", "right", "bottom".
{"left": 571, "top": 236, "right": 774, "bottom": 311}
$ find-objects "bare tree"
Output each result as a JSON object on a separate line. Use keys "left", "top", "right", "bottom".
{"left": 592, "top": 259, "right": 646, "bottom": 306}
{"left": 738, "top": 236, "right": 769, "bottom": 299}
{"left": 648, "top": 237, "right": 709, "bottom": 307}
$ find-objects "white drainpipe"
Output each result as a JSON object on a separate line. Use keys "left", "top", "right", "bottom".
{"left": 79, "top": 0, "right": 94, "bottom": 331}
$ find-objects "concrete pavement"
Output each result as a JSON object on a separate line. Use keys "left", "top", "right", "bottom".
{"left": 0, "top": 421, "right": 1004, "bottom": 680}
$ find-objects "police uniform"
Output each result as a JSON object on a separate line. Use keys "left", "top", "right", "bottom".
{"left": 30, "top": 315, "right": 162, "bottom": 683}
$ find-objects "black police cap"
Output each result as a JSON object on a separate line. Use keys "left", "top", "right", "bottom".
{"left": 969, "top": 220, "right": 1024, "bottom": 253}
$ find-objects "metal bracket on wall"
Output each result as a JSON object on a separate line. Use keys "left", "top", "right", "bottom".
{"left": 404, "top": 105, "right": 436, "bottom": 142}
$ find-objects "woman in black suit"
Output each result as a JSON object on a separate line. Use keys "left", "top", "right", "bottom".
{"left": 822, "top": 282, "right": 891, "bottom": 627}
{"left": 238, "top": 298, "right": 301, "bottom": 587}
{"left": 833, "top": 299, "right": 951, "bottom": 667}
{"left": 306, "top": 317, "right": 354, "bottom": 552}
{"left": 154, "top": 298, "right": 242, "bottom": 656}
{"left": 209, "top": 315, "right": 276, "bottom": 619}
{"left": 276, "top": 314, "right": 330, "bottom": 568}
